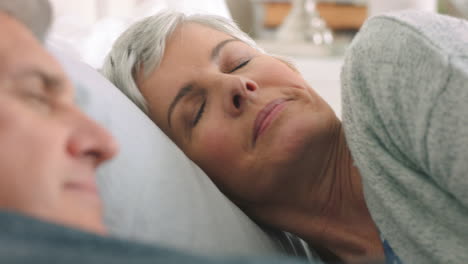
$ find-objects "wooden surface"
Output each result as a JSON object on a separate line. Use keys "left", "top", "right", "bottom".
{"left": 263, "top": 2, "right": 368, "bottom": 30}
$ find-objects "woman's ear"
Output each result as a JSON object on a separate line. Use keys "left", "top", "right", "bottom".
{"left": 273, "top": 55, "right": 300, "bottom": 73}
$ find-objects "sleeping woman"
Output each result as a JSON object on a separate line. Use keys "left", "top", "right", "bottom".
{"left": 102, "top": 10, "right": 468, "bottom": 264}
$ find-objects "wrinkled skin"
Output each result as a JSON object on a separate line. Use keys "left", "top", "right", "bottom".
{"left": 138, "top": 23, "right": 339, "bottom": 205}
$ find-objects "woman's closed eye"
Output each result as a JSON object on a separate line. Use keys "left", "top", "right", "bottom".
{"left": 192, "top": 99, "right": 206, "bottom": 127}
{"left": 229, "top": 59, "right": 251, "bottom": 73}
{"left": 190, "top": 58, "right": 251, "bottom": 127}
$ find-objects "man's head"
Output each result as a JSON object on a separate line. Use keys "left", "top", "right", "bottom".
{"left": 0, "top": 0, "right": 52, "bottom": 41}
{"left": 0, "top": 2, "right": 118, "bottom": 234}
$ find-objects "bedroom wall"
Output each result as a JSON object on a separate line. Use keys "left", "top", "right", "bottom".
{"left": 47, "top": 0, "right": 232, "bottom": 68}
{"left": 49, "top": 0, "right": 231, "bottom": 24}
{"left": 225, "top": 0, "right": 255, "bottom": 36}
{"left": 49, "top": 0, "right": 98, "bottom": 26}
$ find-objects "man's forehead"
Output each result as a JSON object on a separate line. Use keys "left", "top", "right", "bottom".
{"left": 0, "top": 13, "right": 40, "bottom": 48}
{"left": 0, "top": 14, "right": 65, "bottom": 85}
{"left": 0, "top": 0, "right": 51, "bottom": 42}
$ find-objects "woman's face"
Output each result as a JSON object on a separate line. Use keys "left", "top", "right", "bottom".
{"left": 139, "top": 23, "right": 339, "bottom": 204}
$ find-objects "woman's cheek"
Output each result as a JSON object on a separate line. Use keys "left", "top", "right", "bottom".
{"left": 194, "top": 128, "right": 244, "bottom": 188}
{"left": 197, "top": 127, "right": 238, "bottom": 163}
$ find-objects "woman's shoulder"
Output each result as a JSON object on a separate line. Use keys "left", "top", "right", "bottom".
{"left": 345, "top": 11, "right": 468, "bottom": 63}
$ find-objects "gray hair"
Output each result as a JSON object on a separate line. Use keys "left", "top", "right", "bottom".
{"left": 101, "top": 10, "right": 264, "bottom": 114}
{"left": 0, "top": 0, "right": 52, "bottom": 41}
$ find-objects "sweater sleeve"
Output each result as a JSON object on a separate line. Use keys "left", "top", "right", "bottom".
{"left": 342, "top": 11, "right": 468, "bottom": 209}
{"left": 341, "top": 11, "right": 468, "bottom": 263}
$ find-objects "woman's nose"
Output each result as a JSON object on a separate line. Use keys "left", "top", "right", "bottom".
{"left": 67, "top": 111, "right": 118, "bottom": 167}
{"left": 223, "top": 76, "right": 258, "bottom": 117}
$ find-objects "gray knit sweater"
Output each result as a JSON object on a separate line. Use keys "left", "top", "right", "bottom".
{"left": 342, "top": 11, "right": 468, "bottom": 264}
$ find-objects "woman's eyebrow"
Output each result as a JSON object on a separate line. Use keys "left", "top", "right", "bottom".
{"left": 167, "top": 39, "right": 242, "bottom": 128}
{"left": 167, "top": 83, "right": 194, "bottom": 128}
{"left": 210, "top": 38, "right": 241, "bottom": 61}
{"left": 167, "top": 38, "right": 241, "bottom": 128}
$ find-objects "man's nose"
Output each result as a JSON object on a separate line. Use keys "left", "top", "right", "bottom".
{"left": 67, "top": 111, "right": 118, "bottom": 167}
{"left": 222, "top": 76, "right": 258, "bottom": 117}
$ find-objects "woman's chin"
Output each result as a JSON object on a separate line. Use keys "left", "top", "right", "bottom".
{"left": 272, "top": 114, "right": 329, "bottom": 155}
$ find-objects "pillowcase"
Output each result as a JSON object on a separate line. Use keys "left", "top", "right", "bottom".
{"left": 47, "top": 45, "right": 286, "bottom": 256}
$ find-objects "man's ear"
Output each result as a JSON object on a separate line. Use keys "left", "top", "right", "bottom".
{"left": 273, "top": 55, "right": 300, "bottom": 73}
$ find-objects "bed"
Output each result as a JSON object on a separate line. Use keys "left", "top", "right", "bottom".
{"left": 47, "top": 0, "right": 320, "bottom": 262}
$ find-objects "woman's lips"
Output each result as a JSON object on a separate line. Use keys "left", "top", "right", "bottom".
{"left": 253, "top": 98, "right": 289, "bottom": 144}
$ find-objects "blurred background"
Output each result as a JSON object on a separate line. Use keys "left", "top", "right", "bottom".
{"left": 48, "top": 0, "right": 467, "bottom": 37}
{"left": 47, "top": 0, "right": 468, "bottom": 117}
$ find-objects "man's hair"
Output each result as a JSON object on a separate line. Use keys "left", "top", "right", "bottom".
{"left": 0, "top": 0, "right": 52, "bottom": 41}
{"left": 101, "top": 10, "right": 264, "bottom": 114}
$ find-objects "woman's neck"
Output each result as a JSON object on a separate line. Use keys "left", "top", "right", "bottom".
{"left": 306, "top": 126, "right": 383, "bottom": 263}
{"left": 245, "top": 124, "right": 383, "bottom": 263}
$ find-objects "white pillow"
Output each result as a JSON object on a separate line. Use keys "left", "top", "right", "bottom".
{"left": 48, "top": 46, "right": 287, "bottom": 256}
